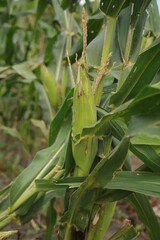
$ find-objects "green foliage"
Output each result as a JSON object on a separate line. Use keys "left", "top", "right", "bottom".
{"left": 1, "top": 0, "right": 160, "bottom": 240}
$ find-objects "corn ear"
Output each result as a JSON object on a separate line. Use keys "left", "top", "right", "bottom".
{"left": 40, "top": 64, "right": 60, "bottom": 110}
{"left": 72, "top": 64, "right": 97, "bottom": 176}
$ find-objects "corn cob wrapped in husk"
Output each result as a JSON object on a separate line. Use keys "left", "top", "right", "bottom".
{"left": 72, "top": 61, "right": 97, "bottom": 176}
{"left": 40, "top": 64, "right": 60, "bottom": 110}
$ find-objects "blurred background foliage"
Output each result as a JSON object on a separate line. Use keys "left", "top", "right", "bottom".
{"left": 0, "top": 0, "right": 103, "bottom": 177}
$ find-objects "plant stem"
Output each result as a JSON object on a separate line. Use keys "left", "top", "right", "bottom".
{"left": 0, "top": 214, "right": 16, "bottom": 230}
{"left": 93, "top": 0, "right": 99, "bottom": 13}
{"left": 101, "top": 18, "right": 115, "bottom": 65}
{"left": 95, "top": 18, "right": 116, "bottom": 105}
{"left": 86, "top": 135, "right": 115, "bottom": 240}
{"left": 62, "top": 66, "right": 68, "bottom": 101}
{"left": 62, "top": 12, "right": 73, "bottom": 100}
{"left": 118, "top": 27, "right": 134, "bottom": 90}
{"left": 86, "top": 202, "right": 116, "bottom": 240}
{"left": 10, "top": 188, "right": 35, "bottom": 213}
{"left": 124, "top": 27, "right": 134, "bottom": 64}
{"left": 117, "top": 68, "right": 127, "bottom": 90}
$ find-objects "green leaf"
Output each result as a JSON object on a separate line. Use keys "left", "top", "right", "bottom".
{"left": 110, "top": 38, "right": 160, "bottom": 106}
{"left": 60, "top": 137, "right": 129, "bottom": 236}
{"left": 110, "top": 119, "right": 160, "bottom": 172}
{"left": 60, "top": 0, "right": 78, "bottom": 12}
{"left": 17, "top": 195, "right": 44, "bottom": 224}
{"left": 40, "top": 64, "right": 59, "bottom": 109}
{"left": 147, "top": 0, "right": 160, "bottom": 37}
{"left": 45, "top": 199, "right": 57, "bottom": 240}
{"left": 36, "top": 0, "right": 48, "bottom": 22}
{"left": 49, "top": 89, "right": 73, "bottom": 146}
{"left": 51, "top": 0, "right": 80, "bottom": 33}
{"left": 12, "top": 63, "right": 36, "bottom": 80}
{"left": 127, "top": 114, "right": 160, "bottom": 137}
{"left": 100, "top": 0, "right": 126, "bottom": 19}
{"left": 91, "top": 137, "right": 130, "bottom": 188}
{"left": 30, "top": 119, "right": 48, "bottom": 138}
{"left": 117, "top": 3, "right": 148, "bottom": 63}
{"left": 9, "top": 117, "right": 71, "bottom": 212}
{"left": 35, "top": 177, "right": 84, "bottom": 192}
{"left": 106, "top": 171, "right": 160, "bottom": 197}
{"left": 44, "top": 34, "right": 58, "bottom": 63}
{"left": 130, "top": 145, "right": 160, "bottom": 172}
{"left": 80, "top": 85, "right": 160, "bottom": 139}
{"left": 127, "top": 193, "right": 160, "bottom": 240}
{"left": 131, "top": 134, "right": 160, "bottom": 145}
{"left": 130, "top": 0, "right": 151, "bottom": 29}
{"left": 0, "top": 185, "right": 11, "bottom": 203}
{"left": 18, "top": 190, "right": 65, "bottom": 225}
{"left": 34, "top": 81, "right": 53, "bottom": 125}
{"left": 0, "top": 125, "right": 22, "bottom": 141}
{"left": 0, "top": 66, "right": 10, "bottom": 73}
{"left": 87, "top": 29, "right": 105, "bottom": 67}
{"left": 109, "top": 222, "right": 138, "bottom": 240}
{"left": 35, "top": 180, "right": 66, "bottom": 192}
{"left": 0, "top": 231, "right": 18, "bottom": 240}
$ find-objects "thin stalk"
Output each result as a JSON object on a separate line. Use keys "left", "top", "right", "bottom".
{"left": 93, "top": 0, "right": 99, "bottom": 13}
{"left": 0, "top": 214, "right": 16, "bottom": 230}
{"left": 117, "top": 27, "right": 134, "bottom": 90}
{"left": 62, "top": 12, "right": 73, "bottom": 100}
{"left": 101, "top": 18, "right": 115, "bottom": 65}
{"left": 62, "top": 66, "right": 68, "bottom": 101}
{"left": 95, "top": 17, "right": 116, "bottom": 105}
{"left": 117, "top": 67, "right": 128, "bottom": 90}
{"left": 86, "top": 135, "right": 116, "bottom": 240}
{"left": 86, "top": 202, "right": 116, "bottom": 240}
{"left": 124, "top": 27, "right": 134, "bottom": 64}
{"left": 104, "top": 134, "right": 112, "bottom": 157}
{"left": 10, "top": 188, "right": 35, "bottom": 213}
{"left": 55, "top": 39, "right": 65, "bottom": 83}
{"left": 63, "top": 190, "right": 97, "bottom": 240}
{"left": 10, "top": 143, "right": 65, "bottom": 213}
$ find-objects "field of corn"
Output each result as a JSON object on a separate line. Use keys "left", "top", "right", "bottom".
{"left": 0, "top": 0, "right": 160, "bottom": 239}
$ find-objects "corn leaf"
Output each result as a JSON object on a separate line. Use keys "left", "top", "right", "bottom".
{"left": 40, "top": 64, "right": 59, "bottom": 109}
{"left": 60, "top": 0, "right": 78, "bottom": 12}
{"left": 0, "top": 231, "right": 18, "bottom": 240}
{"left": 110, "top": 38, "right": 160, "bottom": 106}
{"left": 106, "top": 171, "right": 160, "bottom": 197}
{"left": 131, "top": 134, "right": 160, "bottom": 145}
{"left": 0, "top": 125, "right": 22, "bottom": 141}
{"left": 34, "top": 81, "right": 54, "bottom": 124}
{"left": 48, "top": 89, "right": 73, "bottom": 146}
{"left": 45, "top": 199, "right": 56, "bottom": 240}
{"left": 110, "top": 119, "right": 160, "bottom": 172}
{"left": 109, "top": 223, "right": 138, "bottom": 240}
{"left": 127, "top": 193, "right": 160, "bottom": 240}
{"left": 59, "top": 137, "right": 129, "bottom": 236}
{"left": 100, "top": 0, "right": 126, "bottom": 19}
{"left": 12, "top": 63, "right": 36, "bottom": 80}
{"left": 9, "top": 117, "right": 71, "bottom": 212}
{"left": 80, "top": 85, "right": 160, "bottom": 139}
{"left": 147, "top": 0, "right": 160, "bottom": 37}
{"left": 35, "top": 0, "right": 48, "bottom": 22}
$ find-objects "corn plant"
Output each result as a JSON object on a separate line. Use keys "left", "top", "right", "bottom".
{"left": 1, "top": 0, "right": 160, "bottom": 239}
